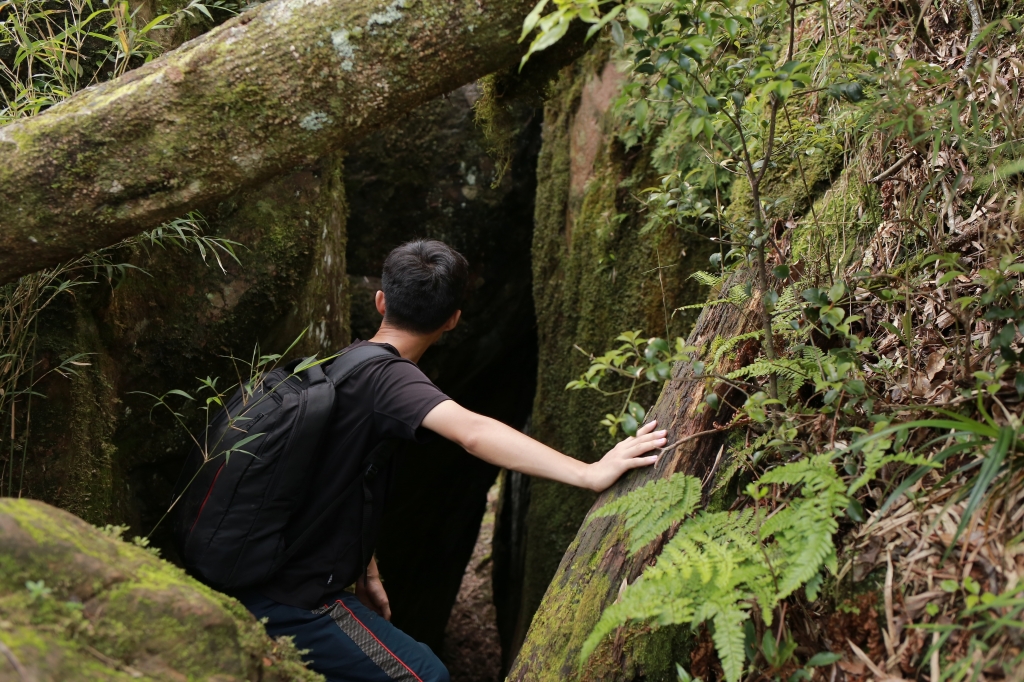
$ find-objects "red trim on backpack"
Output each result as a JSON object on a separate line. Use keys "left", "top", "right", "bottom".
{"left": 336, "top": 599, "right": 425, "bottom": 682}
{"left": 189, "top": 461, "right": 226, "bottom": 535}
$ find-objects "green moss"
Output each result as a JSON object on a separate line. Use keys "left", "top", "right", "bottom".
{"left": 725, "top": 113, "right": 845, "bottom": 228}
{"left": 791, "top": 169, "right": 881, "bottom": 275}
{"left": 0, "top": 498, "right": 323, "bottom": 681}
{"left": 505, "top": 43, "right": 716, "bottom": 674}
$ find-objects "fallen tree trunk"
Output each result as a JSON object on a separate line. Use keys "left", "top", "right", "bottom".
{"left": 0, "top": 0, "right": 540, "bottom": 283}
{"left": 507, "top": 269, "right": 760, "bottom": 681}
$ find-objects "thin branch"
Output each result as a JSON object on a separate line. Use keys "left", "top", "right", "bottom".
{"left": 868, "top": 153, "right": 915, "bottom": 184}
{"left": 0, "top": 636, "right": 30, "bottom": 682}
{"left": 963, "top": 0, "right": 983, "bottom": 70}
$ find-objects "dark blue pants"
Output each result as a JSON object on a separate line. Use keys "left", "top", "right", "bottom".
{"left": 238, "top": 592, "right": 450, "bottom": 682}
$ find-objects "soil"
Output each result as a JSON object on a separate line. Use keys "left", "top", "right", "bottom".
{"left": 441, "top": 484, "right": 503, "bottom": 682}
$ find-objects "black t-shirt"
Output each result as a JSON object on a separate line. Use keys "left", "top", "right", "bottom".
{"left": 258, "top": 340, "right": 449, "bottom": 609}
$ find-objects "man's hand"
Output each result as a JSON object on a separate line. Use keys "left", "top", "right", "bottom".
{"left": 355, "top": 557, "right": 391, "bottom": 621}
{"left": 584, "top": 419, "right": 667, "bottom": 492}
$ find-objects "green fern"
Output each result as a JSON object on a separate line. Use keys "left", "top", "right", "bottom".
{"left": 726, "top": 356, "right": 815, "bottom": 401}
{"left": 847, "top": 432, "right": 934, "bottom": 494}
{"left": 582, "top": 458, "right": 848, "bottom": 681}
{"left": 590, "top": 474, "right": 703, "bottom": 553}
{"left": 711, "top": 329, "right": 763, "bottom": 367}
{"left": 690, "top": 270, "right": 729, "bottom": 288}
{"left": 770, "top": 285, "right": 804, "bottom": 334}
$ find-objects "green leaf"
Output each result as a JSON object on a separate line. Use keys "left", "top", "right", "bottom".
{"left": 945, "top": 426, "right": 1012, "bottom": 558}
{"left": 610, "top": 19, "right": 625, "bottom": 47}
{"left": 626, "top": 5, "right": 650, "bottom": 30}
{"left": 519, "top": 0, "right": 550, "bottom": 42}
{"left": 761, "top": 631, "right": 779, "bottom": 664}
{"left": 635, "top": 99, "right": 649, "bottom": 127}
{"left": 845, "top": 498, "right": 865, "bottom": 522}
{"left": 828, "top": 281, "right": 846, "bottom": 303}
{"left": 806, "top": 652, "right": 841, "bottom": 667}
{"left": 165, "top": 389, "right": 195, "bottom": 401}
{"left": 804, "top": 573, "right": 824, "bottom": 602}
{"left": 585, "top": 5, "right": 623, "bottom": 41}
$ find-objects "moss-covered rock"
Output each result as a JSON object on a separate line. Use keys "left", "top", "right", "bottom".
{"left": 494, "top": 47, "right": 716, "bottom": 660}
{"left": 0, "top": 498, "right": 322, "bottom": 681}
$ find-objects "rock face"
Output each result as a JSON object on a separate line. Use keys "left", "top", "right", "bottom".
{"left": 492, "top": 48, "right": 716, "bottom": 664}
{"left": 344, "top": 82, "right": 540, "bottom": 653}
{"left": 0, "top": 498, "right": 322, "bottom": 682}
{"left": 5, "top": 78, "right": 541, "bottom": 662}
{"left": 17, "top": 155, "right": 349, "bottom": 555}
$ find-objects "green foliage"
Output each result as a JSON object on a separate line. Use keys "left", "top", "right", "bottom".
{"left": 0, "top": 213, "right": 240, "bottom": 497}
{"left": 0, "top": 0, "right": 243, "bottom": 122}
{"left": 590, "top": 474, "right": 703, "bottom": 553}
{"left": 582, "top": 457, "right": 847, "bottom": 681}
{"left": 568, "top": 331, "right": 699, "bottom": 435}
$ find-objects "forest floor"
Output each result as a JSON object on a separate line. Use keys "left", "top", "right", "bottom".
{"left": 441, "top": 484, "right": 502, "bottom": 682}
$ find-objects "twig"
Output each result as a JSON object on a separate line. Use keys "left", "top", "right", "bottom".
{"left": 868, "top": 153, "right": 915, "bottom": 184}
{"left": 883, "top": 549, "right": 898, "bottom": 664}
{"left": 82, "top": 643, "right": 144, "bottom": 678}
{"left": 0, "top": 636, "right": 31, "bottom": 682}
{"left": 963, "top": 0, "right": 983, "bottom": 70}
{"left": 658, "top": 421, "right": 747, "bottom": 453}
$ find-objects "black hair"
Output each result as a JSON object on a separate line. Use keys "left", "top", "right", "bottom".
{"left": 381, "top": 240, "right": 469, "bottom": 334}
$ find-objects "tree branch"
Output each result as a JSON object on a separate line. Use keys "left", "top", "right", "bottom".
{"left": 0, "top": 0, "right": 553, "bottom": 283}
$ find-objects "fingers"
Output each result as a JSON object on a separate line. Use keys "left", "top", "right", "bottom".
{"left": 628, "top": 454, "right": 659, "bottom": 469}
{"left": 635, "top": 419, "right": 658, "bottom": 437}
{"left": 620, "top": 429, "right": 667, "bottom": 457}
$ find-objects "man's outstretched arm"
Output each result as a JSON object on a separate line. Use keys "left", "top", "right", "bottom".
{"left": 420, "top": 400, "right": 667, "bottom": 493}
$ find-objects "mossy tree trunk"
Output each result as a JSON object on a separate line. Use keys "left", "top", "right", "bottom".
{"left": 507, "top": 269, "right": 759, "bottom": 681}
{"left": 0, "top": 0, "right": 546, "bottom": 283}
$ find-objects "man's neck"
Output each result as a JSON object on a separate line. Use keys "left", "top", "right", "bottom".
{"left": 368, "top": 324, "right": 441, "bottom": 364}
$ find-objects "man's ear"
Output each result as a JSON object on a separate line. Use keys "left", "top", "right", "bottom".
{"left": 440, "top": 310, "right": 461, "bottom": 332}
{"left": 374, "top": 291, "right": 386, "bottom": 316}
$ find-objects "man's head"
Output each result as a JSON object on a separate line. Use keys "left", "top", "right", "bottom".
{"left": 378, "top": 240, "right": 469, "bottom": 335}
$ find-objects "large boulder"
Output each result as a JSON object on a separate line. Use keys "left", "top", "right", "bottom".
{"left": 0, "top": 498, "right": 322, "bottom": 682}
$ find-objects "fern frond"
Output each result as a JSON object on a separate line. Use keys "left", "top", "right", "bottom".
{"left": 726, "top": 284, "right": 752, "bottom": 306}
{"left": 591, "top": 474, "right": 703, "bottom": 554}
{"left": 690, "top": 270, "right": 729, "bottom": 288}
{"left": 771, "top": 285, "right": 804, "bottom": 334}
{"left": 711, "top": 329, "right": 763, "bottom": 367}
{"left": 711, "top": 602, "right": 750, "bottom": 682}
{"left": 726, "top": 357, "right": 813, "bottom": 383}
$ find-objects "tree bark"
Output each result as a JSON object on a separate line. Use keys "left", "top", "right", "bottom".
{"left": 506, "top": 269, "right": 760, "bottom": 681}
{"left": 0, "top": 0, "right": 541, "bottom": 283}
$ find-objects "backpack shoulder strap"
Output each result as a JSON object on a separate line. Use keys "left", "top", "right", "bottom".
{"left": 268, "top": 345, "right": 398, "bottom": 577}
{"left": 326, "top": 344, "right": 398, "bottom": 385}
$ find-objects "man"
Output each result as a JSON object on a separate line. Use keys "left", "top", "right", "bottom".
{"left": 236, "top": 240, "right": 667, "bottom": 681}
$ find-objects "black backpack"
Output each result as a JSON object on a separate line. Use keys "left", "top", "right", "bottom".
{"left": 172, "top": 343, "right": 394, "bottom": 591}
